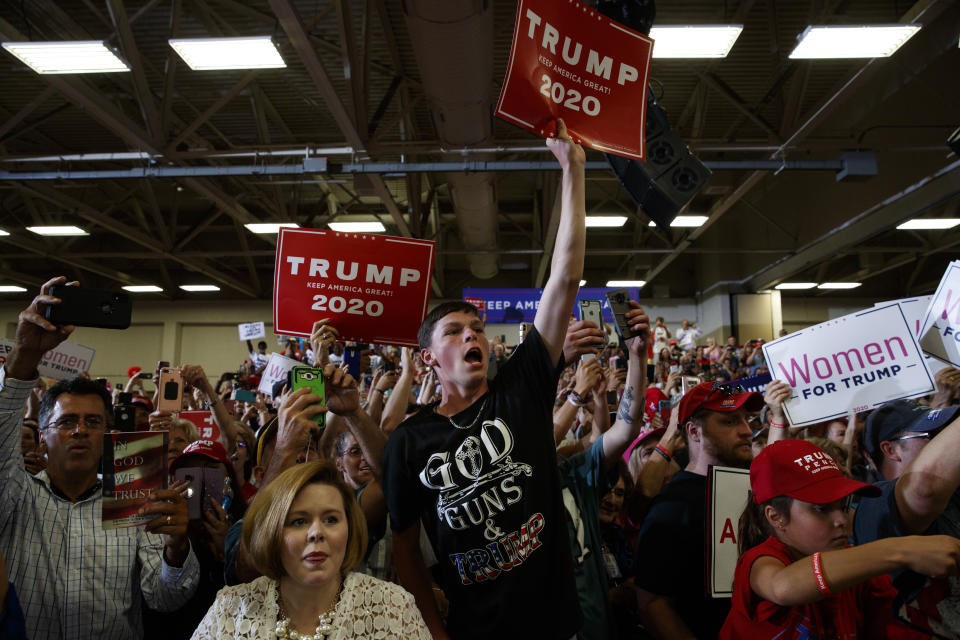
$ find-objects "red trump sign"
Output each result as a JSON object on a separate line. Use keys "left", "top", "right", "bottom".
{"left": 495, "top": 0, "right": 654, "bottom": 159}
{"left": 273, "top": 228, "right": 435, "bottom": 347}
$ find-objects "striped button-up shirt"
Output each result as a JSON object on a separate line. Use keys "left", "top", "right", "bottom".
{"left": 0, "top": 368, "right": 199, "bottom": 639}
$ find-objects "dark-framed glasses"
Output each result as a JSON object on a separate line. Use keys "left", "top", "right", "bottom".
{"left": 48, "top": 415, "right": 107, "bottom": 431}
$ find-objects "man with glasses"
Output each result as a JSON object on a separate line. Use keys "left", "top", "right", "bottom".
{"left": 634, "top": 380, "right": 764, "bottom": 640}
{"left": 0, "top": 276, "right": 198, "bottom": 639}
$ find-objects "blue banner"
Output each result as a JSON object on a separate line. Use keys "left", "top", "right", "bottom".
{"left": 462, "top": 287, "right": 641, "bottom": 323}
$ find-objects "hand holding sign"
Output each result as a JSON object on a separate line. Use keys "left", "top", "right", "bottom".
{"left": 309, "top": 318, "right": 340, "bottom": 367}
{"left": 546, "top": 119, "right": 585, "bottom": 169}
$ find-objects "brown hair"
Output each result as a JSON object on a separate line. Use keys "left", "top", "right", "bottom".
{"left": 737, "top": 490, "right": 793, "bottom": 555}
{"left": 243, "top": 460, "right": 368, "bottom": 580}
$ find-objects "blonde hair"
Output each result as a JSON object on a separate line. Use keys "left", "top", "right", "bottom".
{"left": 170, "top": 418, "right": 199, "bottom": 442}
{"left": 243, "top": 460, "right": 368, "bottom": 580}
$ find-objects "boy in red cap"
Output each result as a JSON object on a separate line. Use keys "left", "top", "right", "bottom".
{"left": 722, "top": 439, "right": 960, "bottom": 639}
{"left": 634, "top": 380, "right": 765, "bottom": 639}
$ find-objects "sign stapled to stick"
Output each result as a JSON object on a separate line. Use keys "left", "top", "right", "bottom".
{"left": 273, "top": 228, "right": 435, "bottom": 348}
{"left": 762, "top": 303, "right": 934, "bottom": 427}
{"left": 918, "top": 260, "right": 960, "bottom": 368}
{"left": 495, "top": 0, "right": 654, "bottom": 159}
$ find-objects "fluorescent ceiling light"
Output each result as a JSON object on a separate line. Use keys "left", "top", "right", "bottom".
{"left": 179, "top": 284, "right": 221, "bottom": 292}
{"left": 648, "top": 215, "right": 708, "bottom": 228}
{"left": 26, "top": 225, "right": 88, "bottom": 236}
{"left": 775, "top": 282, "right": 818, "bottom": 290}
{"left": 0, "top": 285, "right": 27, "bottom": 292}
{"left": 896, "top": 218, "right": 960, "bottom": 230}
{"left": 606, "top": 280, "right": 646, "bottom": 287}
{"left": 650, "top": 25, "right": 744, "bottom": 59}
{"left": 244, "top": 222, "right": 298, "bottom": 234}
{"left": 2, "top": 41, "right": 130, "bottom": 74}
{"left": 818, "top": 282, "right": 862, "bottom": 289}
{"left": 579, "top": 280, "right": 587, "bottom": 287}
{"left": 585, "top": 216, "right": 628, "bottom": 228}
{"left": 169, "top": 36, "right": 286, "bottom": 70}
{"left": 0, "top": 228, "right": 9, "bottom": 236}
{"left": 122, "top": 285, "right": 163, "bottom": 293}
{"left": 328, "top": 221, "right": 386, "bottom": 233}
{"left": 789, "top": 25, "right": 921, "bottom": 59}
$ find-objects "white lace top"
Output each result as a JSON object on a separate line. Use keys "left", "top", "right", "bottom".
{"left": 191, "top": 572, "right": 431, "bottom": 639}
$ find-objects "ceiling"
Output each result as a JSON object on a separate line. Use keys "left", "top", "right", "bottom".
{"left": 0, "top": 0, "right": 958, "bottom": 303}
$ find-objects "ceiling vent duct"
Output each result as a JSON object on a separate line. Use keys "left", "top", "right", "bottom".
{"left": 404, "top": 0, "right": 499, "bottom": 279}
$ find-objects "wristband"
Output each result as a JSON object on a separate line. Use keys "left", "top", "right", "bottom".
{"left": 567, "top": 395, "right": 586, "bottom": 408}
{"left": 768, "top": 421, "right": 788, "bottom": 428}
{"left": 371, "top": 388, "right": 385, "bottom": 394}
{"left": 569, "top": 390, "right": 588, "bottom": 405}
{"left": 812, "top": 552, "right": 832, "bottom": 596}
{"left": 653, "top": 445, "right": 672, "bottom": 462}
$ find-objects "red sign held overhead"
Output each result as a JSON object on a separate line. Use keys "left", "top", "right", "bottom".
{"left": 495, "top": 0, "right": 654, "bottom": 160}
{"left": 273, "top": 228, "right": 435, "bottom": 347}
{"left": 179, "top": 410, "right": 220, "bottom": 443}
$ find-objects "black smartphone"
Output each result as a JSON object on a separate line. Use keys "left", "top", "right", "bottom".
{"left": 222, "top": 372, "right": 237, "bottom": 381}
{"left": 175, "top": 467, "right": 225, "bottom": 520}
{"left": 137, "top": 372, "right": 153, "bottom": 380}
{"left": 343, "top": 346, "right": 362, "bottom": 375}
{"left": 605, "top": 289, "right": 633, "bottom": 340}
{"left": 45, "top": 286, "right": 132, "bottom": 330}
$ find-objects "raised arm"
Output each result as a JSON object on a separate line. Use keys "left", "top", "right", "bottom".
{"left": 393, "top": 521, "right": 450, "bottom": 640}
{"left": 534, "top": 119, "right": 586, "bottom": 363}
{"left": 895, "top": 411, "right": 960, "bottom": 534}
{"left": 181, "top": 365, "right": 237, "bottom": 451}
{"left": 762, "top": 380, "right": 792, "bottom": 445}
{"left": 324, "top": 364, "right": 388, "bottom": 481}
{"left": 601, "top": 302, "right": 649, "bottom": 470}
{"left": 750, "top": 534, "right": 960, "bottom": 606}
{"left": 381, "top": 348, "right": 415, "bottom": 434}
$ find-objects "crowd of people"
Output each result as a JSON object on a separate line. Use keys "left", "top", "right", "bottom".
{"left": 3, "top": 121, "right": 960, "bottom": 640}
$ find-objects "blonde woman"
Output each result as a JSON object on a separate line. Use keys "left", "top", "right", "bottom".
{"left": 192, "top": 461, "right": 429, "bottom": 639}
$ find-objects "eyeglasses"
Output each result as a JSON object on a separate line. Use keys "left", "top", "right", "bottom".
{"left": 687, "top": 382, "right": 745, "bottom": 419}
{"left": 891, "top": 432, "right": 931, "bottom": 442}
{"left": 47, "top": 415, "right": 107, "bottom": 431}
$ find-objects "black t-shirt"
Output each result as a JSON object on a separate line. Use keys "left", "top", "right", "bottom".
{"left": 634, "top": 470, "right": 731, "bottom": 640}
{"left": 382, "top": 327, "right": 582, "bottom": 639}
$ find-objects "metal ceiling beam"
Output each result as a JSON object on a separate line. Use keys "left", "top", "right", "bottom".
{"left": 335, "top": 0, "right": 368, "bottom": 134}
{"left": 0, "top": 233, "right": 136, "bottom": 284}
{"left": 167, "top": 72, "right": 258, "bottom": 151}
{"left": 21, "top": 184, "right": 258, "bottom": 297}
{"left": 745, "top": 159, "right": 960, "bottom": 290}
{"left": 269, "top": 0, "right": 413, "bottom": 240}
{"left": 640, "top": 0, "right": 952, "bottom": 290}
{"left": 692, "top": 70, "right": 781, "bottom": 141}
{"left": 0, "top": 88, "right": 57, "bottom": 141}
{"left": 105, "top": 0, "right": 163, "bottom": 141}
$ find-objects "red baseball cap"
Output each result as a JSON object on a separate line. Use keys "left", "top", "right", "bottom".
{"left": 130, "top": 395, "right": 154, "bottom": 413}
{"left": 645, "top": 387, "right": 670, "bottom": 424}
{"left": 675, "top": 381, "right": 764, "bottom": 425}
{"left": 623, "top": 427, "right": 666, "bottom": 464}
{"left": 751, "top": 439, "right": 880, "bottom": 504}
{"left": 170, "top": 439, "right": 233, "bottom": 472}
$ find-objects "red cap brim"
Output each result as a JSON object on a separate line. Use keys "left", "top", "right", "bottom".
{"left": 783, "top": 474, "right": 880, "bottom": 504}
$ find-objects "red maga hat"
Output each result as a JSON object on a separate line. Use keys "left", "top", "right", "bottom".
{"left": 751, "top": 439, "right": 879, "bottom": 504}
{"left": 170, "top": 439, "right": 233, "bottom": 472}
{"left": 675, "top": 380, "right": 764, "bottom": 425}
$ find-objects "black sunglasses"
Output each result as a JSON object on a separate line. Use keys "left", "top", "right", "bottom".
{"left": 687, "top": 382, "right": 746, "bottom": 419}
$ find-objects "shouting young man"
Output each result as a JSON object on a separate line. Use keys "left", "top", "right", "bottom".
{"left": 383, "top": 120, "right": 592, "bottom": 639}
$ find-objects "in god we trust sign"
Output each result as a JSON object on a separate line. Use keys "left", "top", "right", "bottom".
{"left": 495, "top": 0, "right": 654, "bottom": 159}
{"left": 273, "top": 228, "right": 435, "bottom": 347}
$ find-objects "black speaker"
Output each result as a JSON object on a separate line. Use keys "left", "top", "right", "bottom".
{"left": 605, "top": 100, "right": 711, "bottom": 232}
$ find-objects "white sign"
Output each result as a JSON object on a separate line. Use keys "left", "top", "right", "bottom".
{"left": 707, "top": 465, "right": 750, "bottom": 598}
{"left": 875, "top": 296, "right": 949, "bottom": 376}
{"left": 762, "top": 303, "right": 934, "bottom": 426}
{"left": 919, "top": 261, "right": 960, "bottom": 368}
{"left": 257, "top": 352, "right": 300, "bottom": 397}
{"left": 0, "top": 339, "right": 95, "bottom": 381}
{"left": 238, "top": 321, "right": 266, "bottom": 341}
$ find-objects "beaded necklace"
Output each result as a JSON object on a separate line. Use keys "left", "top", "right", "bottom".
{"left": 275, "top": 581, "right": 342, "bottom": 640}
